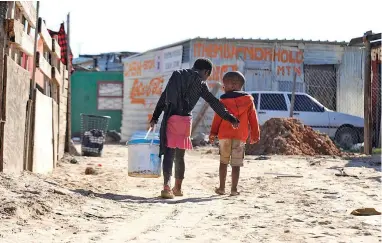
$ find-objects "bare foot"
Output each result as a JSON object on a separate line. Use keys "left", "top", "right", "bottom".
{"left": 215, "top": 187, "right": 225, "bottom": 195}
{"left": 230, "top": 191, "right": 240, "bottom": 196}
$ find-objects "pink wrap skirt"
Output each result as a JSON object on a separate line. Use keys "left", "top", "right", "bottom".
{"left": 166, "top": 115, "right": 193, "bottom": 150}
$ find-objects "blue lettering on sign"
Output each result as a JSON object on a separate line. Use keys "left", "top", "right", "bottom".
{"left": 150, "top": 154, "right": 160, "bottom": 174}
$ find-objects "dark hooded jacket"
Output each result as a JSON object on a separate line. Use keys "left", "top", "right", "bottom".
{"left": 151, "top": 69, "right": 239, "bottom": 156}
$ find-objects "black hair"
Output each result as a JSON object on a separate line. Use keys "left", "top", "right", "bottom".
{"left": 192, "top": 58, "right": 213, "bottom": 73}
{"left": 223, "top": 71, "right": 245, "bottom": 87}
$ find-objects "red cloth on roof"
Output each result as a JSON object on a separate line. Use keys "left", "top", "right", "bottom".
{"left": 48, "top": 23, "right": 74, "bottom": 72}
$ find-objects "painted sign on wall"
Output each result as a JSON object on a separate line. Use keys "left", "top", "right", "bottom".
{"left": 124, "top": 45, "right": 183, "bottom": 78}
{"left": 161, "top": 45, "right": 183, "bottom": 72}
{"left": 207, "top": 63, "right": 239, "bottom": 91}
{"left": 121, "top": 73, "right": 172, "bottom": 141}
{"left": 193, "top": 42, "right": 304, "bottom": 77}
{"left": 130, "top": 76, "right": 164, "bottom": 107}
{"left": 124, "top": 58, "right": 158, "bottom": 78}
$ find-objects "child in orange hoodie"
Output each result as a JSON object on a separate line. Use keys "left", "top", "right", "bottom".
{"left": 209, "top": 71, "right": 260, "bottom": 196}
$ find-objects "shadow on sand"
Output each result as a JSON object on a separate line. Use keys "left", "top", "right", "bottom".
{"left": 344, "top": 154, "right": 381, "bottom": 172}
{"left": 72, "top": 189, "right": 222, "bottom": 204}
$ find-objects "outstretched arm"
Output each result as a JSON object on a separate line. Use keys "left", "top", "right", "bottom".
{"left": 200, "top": 82, "right": 239, "bottom": 125}
{"left": 248, "top": 102, "right": 260, "bottom": 143}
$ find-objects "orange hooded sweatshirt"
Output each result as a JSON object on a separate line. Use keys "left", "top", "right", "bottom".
{"left": 210, "top": 91, "right": 260, "bottom": 143}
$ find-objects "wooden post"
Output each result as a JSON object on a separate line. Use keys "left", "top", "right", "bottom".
{"left": 363, "top": 32, "right": 373, "bottom": 155}
{"left": 24, "top": 1, "right": 40, "bottom": 170}
{"left": 65, "top": 13, "right": 72, "bottom": 152}
{"left": 289, "top": 72, "right": 297, "bottom": 118}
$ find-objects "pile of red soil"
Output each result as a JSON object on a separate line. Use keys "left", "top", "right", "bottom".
{"left": 246, "top": 118, "right": 341, "bottom": 156}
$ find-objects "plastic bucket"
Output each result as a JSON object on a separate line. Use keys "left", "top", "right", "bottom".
{"left": 127, "top": 128, "right": 161, "bottom": 178}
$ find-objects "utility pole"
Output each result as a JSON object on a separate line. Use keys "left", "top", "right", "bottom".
{"left": 65, "top": 12, "right": 72, "bottom": 151}
{"left": 289, "top": 72, "right": 297, "bottom": 118}
{"left": 363, "top": 31, "right": 372, "bottom": 155}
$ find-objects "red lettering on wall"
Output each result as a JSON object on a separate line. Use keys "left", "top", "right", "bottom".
{"left": 143, "top": 59, "right": 155, "bottom": 70}
{"left": 206, "top": 64, "right": 238, "bottom": 90}
{"left": 277, "top": 66, "right": 302, "bottom": 76}
{"left": 193, "top": 43, "right": 304, "bottom": 76}
{"left": 124, "top": 61, "right": 142, "bottom": 77}
{"left": 208, "top": 64, "right": 238, "bottom": 82}
{"left": 125, "top": 59, "right": 156, "bottom": 77}
{"left": 130, "top": 77, "right": 164, "bottom": 105}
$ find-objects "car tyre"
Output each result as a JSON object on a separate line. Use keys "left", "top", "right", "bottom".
{"left": 335, "top": 127, "right": 358, "bottom": 150}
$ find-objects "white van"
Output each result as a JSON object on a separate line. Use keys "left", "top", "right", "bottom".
{"left": 247, "top": 91, "right": 364, "bottom": 148}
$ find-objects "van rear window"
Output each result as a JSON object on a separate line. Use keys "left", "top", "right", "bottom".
{"left": 260, "top": 94, "right": 287, "bottom": 111}
{"left": 252, "top": 93, "right": 259, "bottom": 109}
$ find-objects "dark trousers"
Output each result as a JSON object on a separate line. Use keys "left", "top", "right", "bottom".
{"left": 162, "top": 147, "right": 185, "bottom": 186}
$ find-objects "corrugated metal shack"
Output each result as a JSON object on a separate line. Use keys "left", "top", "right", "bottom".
{"left": 371, "top": 42, "right": 381, "bottom": 147}
{"left": 121, "top": 38, "right": 365, "bottom": 142}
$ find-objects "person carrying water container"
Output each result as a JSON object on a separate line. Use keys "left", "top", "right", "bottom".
{"left": 150, "top": 58, "right": 240, "bottom": 199}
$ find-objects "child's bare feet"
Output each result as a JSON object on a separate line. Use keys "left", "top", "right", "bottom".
{"left": 230, "top": 190, "right": 240, "bottom": 196}
{"left": 215, "top": 187, "right": 226, "bottom": 195}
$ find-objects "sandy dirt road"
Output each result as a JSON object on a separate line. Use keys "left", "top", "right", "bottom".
{"left": 1, "top": 145, "right": 381, "bottom": 243}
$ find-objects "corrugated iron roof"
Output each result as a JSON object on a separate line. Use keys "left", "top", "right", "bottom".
{"left": 122, "top": 37, "right": 348, "bottom": 62}
{"left": 73, "top": 57, "right": 93, "bottom": 65}
{"left": 122, "top": 38, "right": 192, "bottom": 62}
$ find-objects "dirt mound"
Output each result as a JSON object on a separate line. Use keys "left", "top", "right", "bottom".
{"left": 0, "top": 172, "right": 84, "bottom": 221}
{"left": 246, "top": 118, "right": 341, "bottom": 156}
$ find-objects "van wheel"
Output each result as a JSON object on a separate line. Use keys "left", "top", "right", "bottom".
{"left": 335, "top": 127, "right": 358, "bottom": 150}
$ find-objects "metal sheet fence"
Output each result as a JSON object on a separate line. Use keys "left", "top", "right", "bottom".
{"left": 372, "top": 72, "right": 381, "bottom": 148}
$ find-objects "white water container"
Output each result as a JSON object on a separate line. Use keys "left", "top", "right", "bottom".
{"left": 127, "top": 128, "right": 161, "bottom": 178}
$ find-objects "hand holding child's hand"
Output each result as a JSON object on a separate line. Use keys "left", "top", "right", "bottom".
{"left": 232, "top": 121, "right": 239, "bottom": 129}
{"left": 209, "top": 134, "right": 216, "bottom": 144}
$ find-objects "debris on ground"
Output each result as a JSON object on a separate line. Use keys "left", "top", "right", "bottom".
{"left": 254, "top": 156, "right": 271, "bottom": 160}
{"left": 192, "top": 133, "right": 209, "bottom": 147}
{"left": 205, "top": 149, "right": 213, "bottom": 154}
{"left": 246, "top": 118, "right": 342, "bottom": 156}
{"left": 106, "top": 130, "right": 122, "bottom": 143}
{"left": 85, "top": 167, "right": 97, "bottom": 175}
{"left": 265, "top": 172, "right": 303, "bottom": 178}
{"left": 335, "top": 168, "right": 359, "bottom": 179}
{"left": 351, "top": 208, "right": 381, "bottom": 216}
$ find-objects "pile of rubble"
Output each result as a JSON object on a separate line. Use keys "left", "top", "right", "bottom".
{"left": 246, "top": 118, "right": 341, "bottom": 156}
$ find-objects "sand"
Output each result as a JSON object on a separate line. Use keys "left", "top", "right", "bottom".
{"left": 0, "top": 145, "right": 381, "bottom": 243}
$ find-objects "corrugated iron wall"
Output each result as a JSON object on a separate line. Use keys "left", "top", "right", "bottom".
{"left": 189, "top": 39, "right": 307, "bottom": 134}
{"left": 121, "top": 45, "right": 184, "bottom": 141}
{"left": 304, "top": 44, "right": 344, "bottom": 65}
{"left": 337, "top": 47, "right": 365, "bottom": 117}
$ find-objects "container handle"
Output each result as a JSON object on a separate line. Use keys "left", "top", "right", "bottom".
{"left": 144, "top": 127, "right": 153, "bottom": 140}
{"left": 150, "top": 125, "right": 157, "bottom": 146}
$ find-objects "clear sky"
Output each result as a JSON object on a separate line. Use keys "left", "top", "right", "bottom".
{"left": 40, "top": 0, "right": 382, "bottom": 57}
